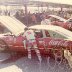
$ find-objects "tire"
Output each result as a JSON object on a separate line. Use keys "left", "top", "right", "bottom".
{"left": 0, "top": 39, "right": 9, "bottom": 52}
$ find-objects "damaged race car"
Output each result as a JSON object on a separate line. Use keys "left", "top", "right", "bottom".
{"left": 0, "top": 16, "right": 72, "bottom": 62}
{"left": 48, "top": 15, "right": 72, "bottom": 31}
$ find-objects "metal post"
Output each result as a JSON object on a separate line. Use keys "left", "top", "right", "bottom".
{"left": 38, "top": 5, "right": 39, "bottom": 13}
{"left": 41, "top": 4, "right": 43, "bottom": 12}
{"left": 24, "top": 4, "right": 28, "bottom": 25}
{"left": 23, "top": 0, "right": 29, "bottom": 26}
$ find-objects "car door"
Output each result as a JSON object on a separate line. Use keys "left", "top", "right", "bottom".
{"left": 35, "top": 30, "right": 51, "bottom": 50}
{"left": 2, "top": 34, "right": 15, "bottom": 50}
{"left": 12, "top": 35, "right": 25, "bottom": 52}
{"left": 35, "top": 29, "right": 58, "bottom": 55}
{"left": 40, "top": 29, "right": 68, "bottom": 48}
{"left": 43, "top": 30, "right": 70, "bottom": 49}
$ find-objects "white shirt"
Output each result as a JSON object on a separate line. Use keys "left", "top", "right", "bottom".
{"left": 23, "top": 30, "right": 35, "bottom": 40}
{"left": 41, "top": 19, "right": 51, "bottom": 25}
{"left": 41, "top": 19, "right": 51, "bottom": 37}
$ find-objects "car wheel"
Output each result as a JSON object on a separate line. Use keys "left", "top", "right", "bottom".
{"left": 0, "top": 39, "right": 8, "bottom": 52}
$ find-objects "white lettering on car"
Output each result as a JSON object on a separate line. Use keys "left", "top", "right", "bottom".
{"left": 49, "top": 40, "right": 69, "bottom": 47}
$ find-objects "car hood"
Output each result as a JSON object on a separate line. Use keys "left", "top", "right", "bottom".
{"left": 0, "top": 16, "right": 26, "bottom": 36}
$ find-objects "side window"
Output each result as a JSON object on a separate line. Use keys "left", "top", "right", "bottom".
{"left": 45, "top": 30, "right": 50, "bottom": 37}
{"left": 41, "top": 30, "right": 50, "bottom": 38}
{"left": 53, "top": 18, "right": 62, "bottom": 22}
{"left": 67, "top": 19, "right": 72, "bottom": 23}
{"left": 51, "top": 17, "right": 58, "bottom": 22}
{"left": 35, "top": 30, "right": 43, "bottom": 38}
{"left": 50, "top": 17, "right": 55, "bottom": 22}
{"left": 48, "top": 30, "right": 67, "bottom": 39}
{"left": 35, "top": 30, "right": 50, "bottom": 38}
{"left": 56, "top": 19, "right": 62, "bottom": 22}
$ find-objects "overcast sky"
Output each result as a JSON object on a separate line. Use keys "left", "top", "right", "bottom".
{"left": 30, "top": 0, "right": 72, "bottom": 5}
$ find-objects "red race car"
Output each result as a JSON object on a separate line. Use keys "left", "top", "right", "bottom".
{"left": 0, "top": 16, "right": 72, "bottom": 62}
{"left": 47, "top": 15, "right": 72, "bottom": 31}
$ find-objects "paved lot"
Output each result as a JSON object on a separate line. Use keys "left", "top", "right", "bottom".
{"left": 0, "top": 53, "right": 72, "bottom": 72}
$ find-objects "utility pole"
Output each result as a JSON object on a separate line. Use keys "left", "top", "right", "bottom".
{"left": 22, "top": 0, "right": 29, "bottom": 26}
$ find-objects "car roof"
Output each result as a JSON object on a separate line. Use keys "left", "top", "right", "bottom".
{"left": 0, "top": 16, "right": 26, "bottom": 36}
{"left": 29, "top": 25, "right": 72, "bottom": 38}
{"left": 49, "top": 15, "right": 66, "bottom": 22}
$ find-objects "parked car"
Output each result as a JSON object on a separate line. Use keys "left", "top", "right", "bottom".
{"left": 48, "top": 15, "right": 66, "bottom": 22}
{"left": 47, "top": 15, "right": 72, "bottom": 31}
{"left": 0, "top": 16, "right": 72, "bottom": 59}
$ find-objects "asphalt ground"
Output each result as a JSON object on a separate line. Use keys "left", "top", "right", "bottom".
{"left": 0, "top": 53, "right": 72, "bottom": 72}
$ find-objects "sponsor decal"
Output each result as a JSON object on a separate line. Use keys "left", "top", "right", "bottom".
{"left": 49, "top": 39, "right": 69, "bottom": 47}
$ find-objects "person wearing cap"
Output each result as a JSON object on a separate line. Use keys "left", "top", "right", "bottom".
{"left": 23, "top": 27, "right": 42, "bottom": 62}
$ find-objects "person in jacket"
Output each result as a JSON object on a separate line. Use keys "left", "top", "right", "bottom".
{"left": 23, "top": 27, "right": 42, "bottom": 62}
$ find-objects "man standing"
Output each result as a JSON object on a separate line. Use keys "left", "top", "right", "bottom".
{"left": 23, "top": 27, "right": 42, "bottom": 62}
{"left": 41, "top": 15, "right": 51, "bottom": 37}
{"left": 41, "top": 14, "right": 51, "bottom": 25}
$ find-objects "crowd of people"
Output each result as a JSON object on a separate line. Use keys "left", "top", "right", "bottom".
{"left": 14, "top": 9, "right": 72, "bottom": 26}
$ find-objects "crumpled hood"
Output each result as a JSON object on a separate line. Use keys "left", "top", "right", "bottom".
{"left": 0, "top": 16, "right": 26, "bottom": 36}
